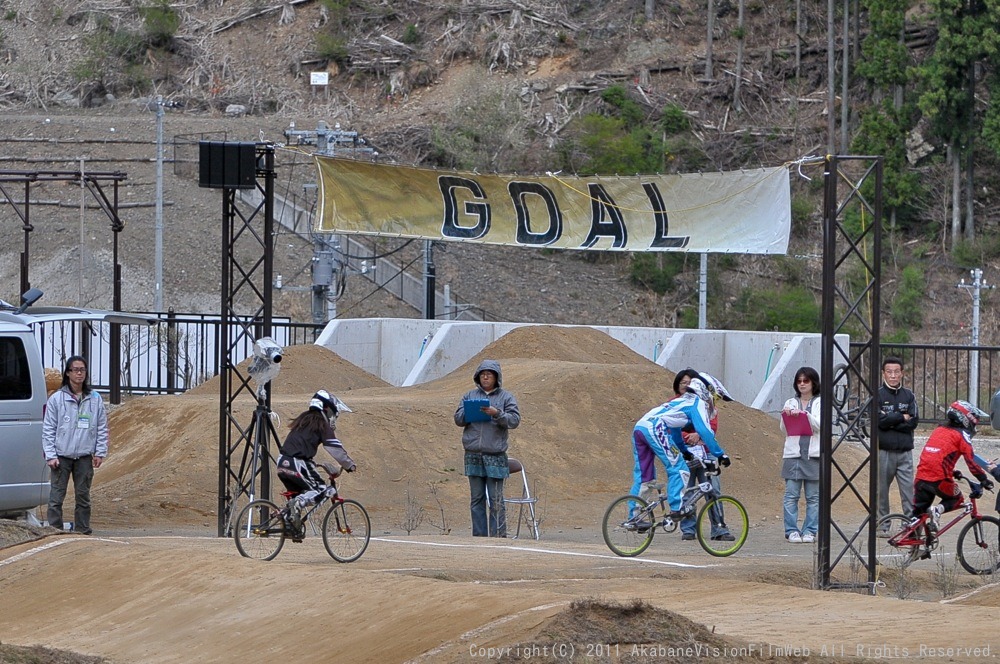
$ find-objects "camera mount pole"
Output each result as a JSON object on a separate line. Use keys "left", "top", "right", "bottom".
{"left": 199, "top": 141, "right": 278, "bottom": 536}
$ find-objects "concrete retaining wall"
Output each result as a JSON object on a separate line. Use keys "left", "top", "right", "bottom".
{"left": 315, "top": 318, "right": 847, "bottom": 418}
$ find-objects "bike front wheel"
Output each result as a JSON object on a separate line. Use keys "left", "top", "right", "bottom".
{"left": 956, "top": 515, "right": 1000, "bottom": 575}
{"left": 696, "top": 495, "right": 748, "bottom": 556}
{"left": 234, "top": 499, "right": 286, "bottom": 561}
{"left": 322, "top": 499, "right": 371, "bottom": 562}
{"left": 874, "top": 513, "right": 920, "bottom": 570}
{"left": 602, "top": 495, "right": 655, "bottom": 557}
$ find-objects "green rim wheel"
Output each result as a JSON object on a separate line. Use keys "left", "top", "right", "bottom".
{"left": 696, "top": 495, "right": 748, "bottom": 556}
{"left": 602, "top": 495, "right": 655, "bottom": 557}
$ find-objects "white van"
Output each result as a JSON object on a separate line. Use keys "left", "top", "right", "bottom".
{"left": 0, "top": 289, "right": 154, "bottom": 517}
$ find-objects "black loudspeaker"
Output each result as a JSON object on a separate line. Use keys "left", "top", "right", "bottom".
{"left": 198, "top": 141, "right": 257, "bottom": 189}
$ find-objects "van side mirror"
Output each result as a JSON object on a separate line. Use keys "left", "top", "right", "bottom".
{"left": 14, "top": 288, "right": 43, "bottom": 315}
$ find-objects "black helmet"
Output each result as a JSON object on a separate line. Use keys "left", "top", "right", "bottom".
{"left": 946, "top": 400, "right": 988, "bottom": 431}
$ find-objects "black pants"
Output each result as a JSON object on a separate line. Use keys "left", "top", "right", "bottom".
{"left": 913, "top": 479, "right": 962, "bottom": 517}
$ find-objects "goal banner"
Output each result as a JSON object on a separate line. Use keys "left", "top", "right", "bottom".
{"left": 315, "top": 157, "right": 791, "bottom": 254}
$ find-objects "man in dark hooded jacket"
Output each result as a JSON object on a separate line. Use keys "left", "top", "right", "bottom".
{"left": 454, "top": 359, "right": 521, "bottom": 537}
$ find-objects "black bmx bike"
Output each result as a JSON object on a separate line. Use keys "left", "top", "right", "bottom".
{"left": 602, "top": 459, "right": 749, "bottom": 557}
{"left": 233, "top": 472, "right": 371, "bottom": 562}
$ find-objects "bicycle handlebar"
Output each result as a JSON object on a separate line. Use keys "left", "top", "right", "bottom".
{"left": 687, "top": 458, "right": 721, "bottom": 476}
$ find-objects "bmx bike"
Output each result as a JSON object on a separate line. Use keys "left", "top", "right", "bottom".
{"left": 233, "top": 471, "right": 371, "bottom": 563}
{"left": 874, "top": 473, "right": 999, "bottom": 575}
{"left": 602, "top": 459, "right": 749, "bottom": 557}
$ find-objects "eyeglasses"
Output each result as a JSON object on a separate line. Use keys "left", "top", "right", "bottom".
{"left": 68, "top": 367, "right": 87, "bottom": 373}
{"left": 796, "top": 378, "right": 812, "bottom": 384}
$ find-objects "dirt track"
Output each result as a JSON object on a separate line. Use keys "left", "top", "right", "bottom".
{"left": 2, "top": 526, "right": 1000, "bottom": 664}
{"left": 3, "top": 327, "right": 1000, "bottom": 662}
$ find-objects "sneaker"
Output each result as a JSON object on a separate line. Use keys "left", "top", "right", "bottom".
{"left": 787, "top": 532, "right": 802, "bottom": 543}
{"left": 711, "top": 533, "right": 736, "bottom": 541}
{"left": 876, "top": 529, "right": 892, "bottom": 539}
{"left": 681, "top": 532, "right": 696, "bottom": 541}
{"left": 801, "top": 533, "right": 816, "bottom": 543}
{"left": 926, "top": 505, "right": 943, "bottom": 536}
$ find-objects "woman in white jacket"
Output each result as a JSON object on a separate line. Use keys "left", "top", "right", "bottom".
{"left": 779, "top": 366, "right": 821, "bottom": 543}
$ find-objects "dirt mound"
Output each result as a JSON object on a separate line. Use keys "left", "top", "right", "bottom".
{"left": 187, "top": 343, "right": 388, "bottom": 397}
{"left": 480, "top": 325, "right": 650, "bottom": 364}
{"left": 94, "top": 326, "right": 814, "bottom": 532}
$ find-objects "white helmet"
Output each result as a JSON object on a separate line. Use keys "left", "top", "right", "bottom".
{"left": 686, "top": 377, "right": 713, "bottom": 404}
{"left": 309, "top": 389, "right": 352, "bottom": 426}
{"left": 699, "top": 372, "right": 734, "bottom": 404}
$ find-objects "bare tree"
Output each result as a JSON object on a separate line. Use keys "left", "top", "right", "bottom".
{"left": 733, "top": 0, "right": 745, "bottom": 112}
{"left": 705, "top": 0, "right": 715, "bottom": 80}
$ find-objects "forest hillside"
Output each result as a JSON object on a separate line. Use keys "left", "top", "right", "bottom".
{"left": 0, "top": 0, "right": 998, "bottom": 344}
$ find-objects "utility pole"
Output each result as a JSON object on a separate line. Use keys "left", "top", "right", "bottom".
{"left": 155, "top": 96, "right": 164, "bottom": 312}
{"left": 698, "top": 253, "right": 708, "bottom": 329}
{"left": 958, "top": 268, "right": 993, "bottom": 405}
{"left": 280, "top": 122, "right": 377, "bottom": 327}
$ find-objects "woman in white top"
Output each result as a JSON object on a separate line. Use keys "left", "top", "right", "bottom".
{"left": 779, "top": 366, "right": 821, "bottom": 543}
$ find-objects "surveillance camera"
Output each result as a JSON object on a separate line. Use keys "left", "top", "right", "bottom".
{"left": 254, "top": 337, "right": 283, "bottom": 364}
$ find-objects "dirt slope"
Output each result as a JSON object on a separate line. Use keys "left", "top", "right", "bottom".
{"left": 93, "top": 325, "right": 796, "bottom": 532}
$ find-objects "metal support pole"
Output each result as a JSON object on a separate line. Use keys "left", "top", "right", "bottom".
{"left": 958, "top": 268, "right": 993, "bottom": 405}
{"left": 155, "top": 96, "right": 165, "bottom": 312}
{"left": 424, "top": 240, "right": 436, "bottom": 320}
{"left": 698, "top": 253, "right": 708, "bottom": 329}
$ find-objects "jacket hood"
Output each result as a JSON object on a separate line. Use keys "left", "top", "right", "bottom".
{"left": 474, "top": 359, "right": 503, "bottom": 388}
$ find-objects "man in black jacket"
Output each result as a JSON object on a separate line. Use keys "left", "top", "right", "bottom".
{"left": 876, "top": 356, "right": 919, "bottom": 533}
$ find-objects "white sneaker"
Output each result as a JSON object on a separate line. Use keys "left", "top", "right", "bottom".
{"left": 787, "top": 532, "right": 802, "bottom": 543}
{"left": 801, "top": 533, "right": 816, "bottom": 543}
{"left": 926, "top": 505, "right": 944, "bottom": 536}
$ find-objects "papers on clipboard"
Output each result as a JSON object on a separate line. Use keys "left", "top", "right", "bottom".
{"left": 463, "top": 399, "right": 491, "bottom": 423}
{"left": 782, "top": 411, "right": 814, "bottom": 436}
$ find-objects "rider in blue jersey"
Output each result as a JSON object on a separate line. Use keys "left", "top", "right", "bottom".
{"left": 629, "top": 375, "right": 731, "bottom": 516}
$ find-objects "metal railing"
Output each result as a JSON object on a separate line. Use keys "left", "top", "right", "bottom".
{"left": 33, "top": 311, "right": 322, "bottom": 395}
{"left": 845, "top": 341, "right": 1000, "bottom": 425}
{"left": 32, "top": 318, "right": 1000, "bottom": 410}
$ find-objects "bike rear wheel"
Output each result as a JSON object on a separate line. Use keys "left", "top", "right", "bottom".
{"left": 696, "top": 495, "right": 748, "bottom": 556}
{"left": 234, "top": 499, "right": 286, "bottom": 561}
{"left": 874, "top": 513, "right": 920, "bottom": 570}
{"left": 322, "top": 499, "right": 371, "bottom": 562}
{"left": 602, "top": 495, "right": 655, "bottom": 557}
{"left": 956, "top": 515, "right": 1000, "bottom": 575}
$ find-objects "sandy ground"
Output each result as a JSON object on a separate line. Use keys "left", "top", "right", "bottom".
{"left": 3, "top": 326, "right": 1000, "bottom": 663}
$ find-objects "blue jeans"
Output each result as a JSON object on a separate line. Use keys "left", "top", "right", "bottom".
{"left": 783, "top": 478, "right": 819, "bottom": 537}
{"left": 470, "top": 476, "right": 506, "bottom": 537}
{"left": 680, "top": 470, "right": 729, "bottom": 537}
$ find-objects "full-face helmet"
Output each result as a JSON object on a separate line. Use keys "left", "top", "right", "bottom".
{"left": 946, "top": 400, "right": 989, "bottom": 432}
{"left": 309, "top": 389, "right": 352, "bottom": 426}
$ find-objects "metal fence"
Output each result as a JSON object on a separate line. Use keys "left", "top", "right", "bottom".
{"left": 32, "top": 317, "right": 1000, "bottom": 413}
{"left": 846, "top": 341, "right": 1000, "bottom": 425}
{"left": 33, "top": 311, "right": 322, "bottom": 395}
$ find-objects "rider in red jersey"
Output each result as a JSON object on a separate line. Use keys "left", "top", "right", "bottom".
{"left": 913, "top": 400, "right": 994, "bottom": 536}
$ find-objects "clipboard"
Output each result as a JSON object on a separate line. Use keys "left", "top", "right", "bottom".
{"left": 782, "top": 411, "right": 814, "bottom": 436}
{"left": 463, "top": 399, "right": 491, "bottom": 423}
